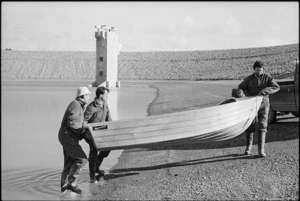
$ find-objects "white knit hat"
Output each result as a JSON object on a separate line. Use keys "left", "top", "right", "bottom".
{"left": 76, "top": 86, "right": 91, "bottom": 98}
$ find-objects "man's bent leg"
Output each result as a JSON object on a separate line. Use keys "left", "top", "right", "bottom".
{"left": 68, "top": 157, "right": 88, "bottom": 185}
{"left": 258, "top": 131, "right": 267, "bottom": 157}
{"left": 95, "top": 150, "right": 110, "bottom": 176}
{"left": 66, "top": 157, "right": 87, "bottom": 194}
{"left": 63, "top": 139, "right": 88, "bottom": 194}
{"left": 244, "top": 119, "right": 256, "bottom": 155}
{"left": 245, "top": 131, "right": 254, "bottom": 155}
{"left": 95, "top": 158, "right": 104, "bottom": 175}
{"left": 88, "top": 141, "right": 98, "bottom": 182}
{"left": 60, "top": 150, "right": 73, "bottom": 192}
{"left": 257, "top": 103, "right": 269, "bottom": 157}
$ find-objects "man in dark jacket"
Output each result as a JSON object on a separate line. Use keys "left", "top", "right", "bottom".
{"left": 84, "top": 86, "right": 112, "bottom": 183}
{"left": 58, "top": 86, "right": 91, "bottom": 194}
{"left": 238, "top": 60, "right": 280, "bottom": 157}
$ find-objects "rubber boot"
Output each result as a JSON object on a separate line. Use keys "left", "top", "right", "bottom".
{"left": 66, "top": 183, "right": 84, "bottom": 194}
{"left": 258, "top": 131, "right": 267, "bottom": 157}
{"left": 245, "top": 132, "right": 254, "bottom": 155}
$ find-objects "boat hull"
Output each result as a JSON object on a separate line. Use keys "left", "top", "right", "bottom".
{"left": 88, "top": 96, "right": 263, "bottom": 151}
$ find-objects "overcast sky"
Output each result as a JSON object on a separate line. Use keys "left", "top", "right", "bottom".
{"left": 1, "top": 1, "right": 299, "bottom": 52}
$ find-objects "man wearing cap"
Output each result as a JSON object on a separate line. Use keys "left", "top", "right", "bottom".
{"left": 238, "top": 60, "right": 280, "bottom": 157}
{"left": 84, "top": 86, "right": 112, "bottom": 183}
{"left": 58, "top": 86, "right": 91, "bottom": 194}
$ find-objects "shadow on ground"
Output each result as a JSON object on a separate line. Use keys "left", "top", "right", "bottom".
{"left": 110, "top": 153, "right": 263, "bottom": 174}
{"left": 102, "top": 172, "right": 139, "bottom": 181}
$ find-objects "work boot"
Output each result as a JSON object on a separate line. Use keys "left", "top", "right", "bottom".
{"left": 89, "top": 172, "right": 98, "bottom": 184}
{"left": 89, "top": 172, "right": 98, "bottom": 183}
{"left": 61, "top": 184, "right": 68, "bottom": 193}
{"left": 89, "top": 178, "right": 98, "bottom": 184}
{"left": 244, "top": 132, "right": 254, "bottom": 155}
{"left": 258, "top": 131, "right": 267, "bottom": 157}
{"left": 66, "top": 184, "right": 84, "bottom": 194}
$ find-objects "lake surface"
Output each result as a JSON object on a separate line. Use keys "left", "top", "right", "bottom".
{"left": 1, "top": 85, "right": 156, "bottom": 200}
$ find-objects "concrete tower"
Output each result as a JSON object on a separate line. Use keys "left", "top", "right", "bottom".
{"left": 93, "top": 25, "right": 121, "bottom": 87}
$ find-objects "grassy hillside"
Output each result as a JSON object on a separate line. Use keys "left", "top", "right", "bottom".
{"left": 1, "top": 44, "right": 298, "bottom": 80}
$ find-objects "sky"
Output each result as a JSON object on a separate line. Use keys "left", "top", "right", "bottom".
{"left": 1, "top": 1, "right": 299, "bottom": 52}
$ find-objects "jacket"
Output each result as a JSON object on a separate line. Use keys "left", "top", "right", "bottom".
{"left": 238, "top": 73, "right": 280, "bottom": 99}
{"left": 84, "top": 98, "right": 112, "bottom": 124}
{"left": 60, "top": 98, "right": 86, "bottom": 140}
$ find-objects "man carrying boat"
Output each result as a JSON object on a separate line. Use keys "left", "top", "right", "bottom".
{"left": 84, "top": 86, "right": 112, "bottom": 183}
{"left": 58, "top": 86, "right": 91, "bottom": 194}
{"left": 238, "top": 60, "right": 280, "bottom": 157}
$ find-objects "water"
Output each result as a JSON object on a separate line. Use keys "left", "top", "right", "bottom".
{"left": 1, "top": 85, "right": 156, "bottom": 200}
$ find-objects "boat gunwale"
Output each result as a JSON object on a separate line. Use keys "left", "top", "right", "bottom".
{"left": 93, "top": 107, "right": 252, "bottom": 139}
{"left": 95, "top": 119, "right": 253, "bottom": 151}
{"left": 88, "top": 96, "right": 262, "bottom": 132}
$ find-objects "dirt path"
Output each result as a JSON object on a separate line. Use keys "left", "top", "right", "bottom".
{"left": 91, "top": 81, "right": 298, "bottom": 200}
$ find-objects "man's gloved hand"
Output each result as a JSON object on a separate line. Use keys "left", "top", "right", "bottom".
{"left": 258, "top": 90, "right": 267, "bottom": 96}
{"left": 83, "top": 121, "right": 89, "bottom": 130}
{"left": 84, "top": 130, "right": 93, "bottom": 140}
{"left": 236, "top": 89, "right": 246, "bottom": 98}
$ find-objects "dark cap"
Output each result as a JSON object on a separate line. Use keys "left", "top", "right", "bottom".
{"left": 253, "top": 60, "right": 264, "bottom": 69}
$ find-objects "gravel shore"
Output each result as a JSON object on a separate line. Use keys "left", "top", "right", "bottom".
{"left": 91, "top": 80, "right": 299, "bottom": 200}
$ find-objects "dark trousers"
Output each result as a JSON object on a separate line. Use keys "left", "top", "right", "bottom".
{"left": 58, "top": 127, "right": 87, "bottom": 189}
{"left": 245, "top": 99, "right": 269, "bottom": 154}
{"left": 86, "top": 138, "right": 110, "bottom": 180}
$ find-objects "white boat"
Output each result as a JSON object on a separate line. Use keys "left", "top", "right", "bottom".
{"left": 87, "top": 96, "right": 263, "bottom": 151}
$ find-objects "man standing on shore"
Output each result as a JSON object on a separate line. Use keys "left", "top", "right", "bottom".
{"left": 238, "top": 60, "right": 280, "bottom": 157}
{"left": 84, "top": 86, "right": 112, "bottom": 183}
{"left": 58, "top": 86, "right": 91, "bottom": 194}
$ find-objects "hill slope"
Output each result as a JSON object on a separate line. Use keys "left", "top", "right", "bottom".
{"left": 1, "top": 44, "right": 298, "bottom": 80}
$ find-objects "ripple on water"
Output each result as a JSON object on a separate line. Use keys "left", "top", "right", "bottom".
{"left": 2, "top": 168, "right": 102, "bottom": 200}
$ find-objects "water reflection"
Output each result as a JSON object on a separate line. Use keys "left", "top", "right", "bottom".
{"left": 1, "top": 85, "right": 156, "bottom": 200}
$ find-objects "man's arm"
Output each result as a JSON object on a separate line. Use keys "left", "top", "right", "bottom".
{"left": 258, "top": 77, "right": 280, "bottom": 95}
{"left": 83, "top": 104, "right": 95, "bottom": 127}
{"left": 83, "top": 104, "right": 95, "bottom": 140}
{"left": 66, "top": 101, "right": 85, "bottom": 135}
{"left": 238, "top": 76, "right": 250, "bottom": 96}
{"left": 106, "top": 107, "right": 112, "bottom": 122}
